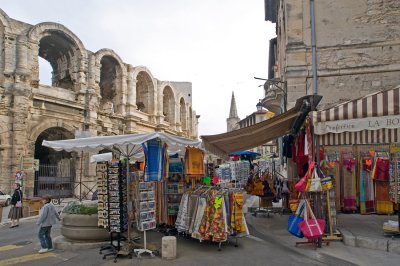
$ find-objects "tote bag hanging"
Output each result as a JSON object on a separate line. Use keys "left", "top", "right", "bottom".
{"left": 295, "top": 162, "right": 315, "bottom": 192}
{"left": 287, "top": 200, "right": 305, "bottom": 238}
{"left": 309, "top": 168, "right": 322, "bottom": 192}
{"left": 298, "top": 200, "right": 325, "bottom": 240}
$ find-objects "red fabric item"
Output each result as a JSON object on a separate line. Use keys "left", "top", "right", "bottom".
{"left": 297, "top": 131, "right": 305, "bottom": 157}
{"left": 295, "top": 162, "right": 315, "bottom": 192}
{"left": 374, "top": 158, "right": 390, "bottom": 181}
{"left": 299, "top": 219, "right": 326, "bottom": 240}
{"left": 305, "top": 118, "right": 313, "bottom": 161}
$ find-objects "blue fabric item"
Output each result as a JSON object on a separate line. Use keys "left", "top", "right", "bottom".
{"left": 143, "top": 139, "right": 165, "bottom": 181}
{"left": 169, "top": 162, "right": 183, "bottom": 173}
{"left": 288, "top": 215, "right": 304, "bottom": 238}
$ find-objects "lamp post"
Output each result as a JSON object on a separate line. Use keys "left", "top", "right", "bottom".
{"left": 254, "top": 77, "right": 287, "bottom": 113}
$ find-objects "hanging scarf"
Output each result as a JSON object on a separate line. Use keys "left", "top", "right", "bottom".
{"left": 143, "top": 139, "right": 166, "bottom": 181}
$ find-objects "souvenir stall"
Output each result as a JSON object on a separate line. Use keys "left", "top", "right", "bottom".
{"left": 42, "top": 132, "right": 202, "bottom": 261}
{"left": 312, "top": 87, "right": 400, "bottom": 216}
{"left": 287, "top": 116, "right": 341, "bottom": 247}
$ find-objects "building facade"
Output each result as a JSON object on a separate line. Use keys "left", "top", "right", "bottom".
{"left": 263, "top": 0, "right": 400, "bottom": 111}
{"left": 0, "top": 9, "right": 199, "bottom": 196}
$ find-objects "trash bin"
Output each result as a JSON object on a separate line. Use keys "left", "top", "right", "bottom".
{"left": 162, "top": 236, "right": 177, "bottom": 260}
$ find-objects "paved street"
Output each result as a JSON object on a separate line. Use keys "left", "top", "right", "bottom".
{"left": 0, "top": 218, "right": 325, "bottom": 266}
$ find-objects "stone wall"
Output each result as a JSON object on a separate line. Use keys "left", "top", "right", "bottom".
{"left": 274, "top": 0, "right": 400, "bottom": 109}
{"left": 0, "top": 9, "right": 199, "bottom": 196}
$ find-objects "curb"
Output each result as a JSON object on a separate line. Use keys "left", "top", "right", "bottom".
{"left": 53, "top": 236, "right": 108, "bottom": 251}
{"left": 0, "top": 215, "right": 39, "bottom": 227}
{"left": 339, "top": 228, "right": 400, "bottom": 255}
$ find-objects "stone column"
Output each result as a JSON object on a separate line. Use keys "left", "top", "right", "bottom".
{"left": 126, "top": 64, "right": 137, "bottom": 114}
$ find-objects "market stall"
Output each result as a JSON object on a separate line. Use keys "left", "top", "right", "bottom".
{"left": 43, "top": 132, "right": 203, "bottom": 260}
{"left": 312, "top": 86, "right": 400, "bottom": 231}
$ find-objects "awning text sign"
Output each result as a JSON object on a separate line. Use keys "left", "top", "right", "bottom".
{"left": 314, "top": 115, "right": 400, "bottom": 135}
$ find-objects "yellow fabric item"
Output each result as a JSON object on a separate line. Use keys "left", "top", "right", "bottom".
{"left": 231, "top": 192, "right": 245, "bottom": 233}
{"left": 376, "top": 201, "right": 393, "bottom": 214}
{"left": 185, "top": 147, "right": 205, "bottom": 175}
{"left": 252, "top": 180, "right": 264, "bottom": 196}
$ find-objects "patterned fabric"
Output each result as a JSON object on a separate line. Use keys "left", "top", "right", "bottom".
{"left": 191, "top": 197, "right": 207, "bottom": 240}
{"left": 143, "top": 139, "right": 166, "bottom": 181}
{"left": 175, "top": 193, "right": 189, "bottom": 232}
{"left": 185, "top": 147, "right": 205, "bottom": 175}
{"left": 342, "top": 154, "right": 357, "bottom": 211}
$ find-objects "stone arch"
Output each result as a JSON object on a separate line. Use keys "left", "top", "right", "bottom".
{"left": 95, "top": 49, "right": 127, "bottom": 114}
{"left": 160, "top": 82, "right": 176, "bottom": 124}
{"left": 132, "top": 66, "right": 156, "bottom": 115}
{"left": 179, "top": 97, "right": 187, "bottom": 131}
{"left": 27, "top": 22, "right": 88, "bottom": 91}
{"left": 29, "top": 120, "right": 77, "bottom": 143}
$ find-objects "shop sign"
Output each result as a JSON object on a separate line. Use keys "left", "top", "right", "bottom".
{"left": 314, "top": 115, "right": 400, "bottom": 135}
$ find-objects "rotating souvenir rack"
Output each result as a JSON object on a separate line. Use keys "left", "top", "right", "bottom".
{"left": 99, "top": 161, "right": 128, "bottom": 262}
{"left": 133, "top": 178, "right": 157, "bottom": 258}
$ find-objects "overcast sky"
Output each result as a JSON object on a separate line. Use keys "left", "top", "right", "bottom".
{"left": 1, "top": 0, "right": 276, "bottom": 136}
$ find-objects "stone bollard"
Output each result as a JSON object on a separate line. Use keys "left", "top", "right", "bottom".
{"left": 162, "top": 236, "right": 177, "bottom": 260}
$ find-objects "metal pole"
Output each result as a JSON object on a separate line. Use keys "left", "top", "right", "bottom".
{"left": 79, "top": 151, "right": 83, "bottom": 201}
{"left": 310, "top": 0, "right": 318, "bottom": 95}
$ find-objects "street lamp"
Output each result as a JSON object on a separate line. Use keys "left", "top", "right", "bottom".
{"left": 254, "top": 77, "right": 287, "bottom": 113}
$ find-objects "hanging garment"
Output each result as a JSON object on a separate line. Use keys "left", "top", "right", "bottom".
{"left": 375, "top": 181, "right": 393, "bottom": 214}
{"left": 143, "top": 139, "right": 166, "bottom": 181}
{"left": 373, "top": 158, "right": 390, "bottom": 181}
{"left": 231, "top": 192, "right": 245, "bottom": 234}
{"left": 342, "top": 158, "right": 357, "bottom": 212}
{"left": 175, "top": 193, "right": 189, "bottom": 232}
{"left": 208, "top": 196, "right": 228, "bottom": 242}
{"left": 360, "top": 159, "right": 375, "bottom": 214}
{"left": 191, "top": 197, "right": 207, "bottom": 240}
{"left": 282, "top": 135, "right": 294, "bottom": 158}
{"left": 187, "top": 195, "right": 199, "bottom": 234}
{"left": 185, "top": 147, "right": 205, "bottom": 175}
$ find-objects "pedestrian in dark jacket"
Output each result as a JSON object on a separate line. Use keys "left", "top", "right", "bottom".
{"left": 8, "top": 183, "right": 23, "bottom": 228}
{"left": 37, "top": 195, "right": 60, "bottom": 254}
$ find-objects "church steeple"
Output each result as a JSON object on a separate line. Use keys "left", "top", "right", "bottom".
{"left": 227, "top": 92, "right": 240, "bottom": 132}
{"left": 229, "top": 92, "right": 238, "bottom": 118}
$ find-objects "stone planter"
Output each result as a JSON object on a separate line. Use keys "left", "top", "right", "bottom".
{"left": 61, "top": 213, "right": 109, "bottom": 241}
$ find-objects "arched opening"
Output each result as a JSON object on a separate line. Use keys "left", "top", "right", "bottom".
{"left": 162, "top": 86, "right": 175, "bottom": 123}
{"left": 99, "top": 55, "right": 122, "bottom": 114}
{"left": 180, "top": 98, "right": 187, "bottom": 131}
{"left": 38, "top": 57, "right": 52, "bottom": 86}
{"left": 34, "top": 127, "right": 75, "bottom": 197}
{"left": 38, "top": 31, "right": 78, "bottom": 90}
{"left": 136, "top": 71, "right": 154, "bottom": 114}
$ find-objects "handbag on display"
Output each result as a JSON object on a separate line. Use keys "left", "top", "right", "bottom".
{"left": 309, "top": 168, "right": 322, "bottom": 192}
{"left": 320, "top": 169, "right": 333, "bottom": 191}
{"left": 287, "top": 200, "right": 305, "bottom": 238}
{"left": 295, "top": 162, "right": 315, "bottom": 192}
{"left": 298, "top": 200, "right": 326, "bottom": 240}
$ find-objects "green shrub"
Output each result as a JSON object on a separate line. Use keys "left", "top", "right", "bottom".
{"left": 62, "top": 201, "right": 98, "bottom": 215}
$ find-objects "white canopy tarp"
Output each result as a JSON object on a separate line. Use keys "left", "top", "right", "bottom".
{"left": 43, "top": 132, "right": 202, "bottom": 156}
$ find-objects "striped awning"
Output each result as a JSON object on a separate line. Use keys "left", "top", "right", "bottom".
{"left": 312, "top": 86, "right": 400, "bottom": 146}
{"left": 202, "top": 95, "right": 321, "bottom": 157}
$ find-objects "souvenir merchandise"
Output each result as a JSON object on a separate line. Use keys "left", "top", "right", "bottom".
{"left": 298, "top": 200, "right": 325, "bottom": 240}
{"left": 96, "top": 161, "right": 128, "bottom": 233}
{"left": 185, "top": 147, "right": 205, "bottom": 175}
{"left": 143, "top": 139, "right": 167, "bottom": 181}
{"left": 135, "top": 180, "right": 156, "bottom": 231}
{"left": 165, "top": 157, "right": 186, "bottom": 225}
{"left": 288, "top": 200, "right": 305, "bottom": 238}
{"left": 176, "top": 186, "right": 248, "bottom": 244}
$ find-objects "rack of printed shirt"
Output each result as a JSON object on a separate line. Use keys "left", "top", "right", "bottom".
{"left": 174, "top": 185, "right": 249, "bottom": 251}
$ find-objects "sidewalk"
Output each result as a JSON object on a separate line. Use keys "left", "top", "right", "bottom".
{"left": 246, "top": 211, "right": 400, "bottom": 266}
